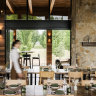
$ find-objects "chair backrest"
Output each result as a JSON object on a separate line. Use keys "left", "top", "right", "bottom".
{"left": 68, "top": 72, "right": 83, "bottom": 84}
{"left": 6, "top": 80, "right": 26, "bottom": 86}
{"left": 63, "top": 66, "right": 76, "bottom": 69}
{"left": 82, "top": 80, "right": 96, "bottom": 86}
{"left": 23, "top": 71, "right": 28, "bottom": 78}
{"left": 44, "top": 80, "right": 64, "bottom": 86}
{"left": 23, "top": 71, "right": 29, "bottom": 84}
{"left": 40, "top": 71, "right": 54, "bottom": 84}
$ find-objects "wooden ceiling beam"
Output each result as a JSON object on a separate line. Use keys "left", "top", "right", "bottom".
{"left": 28, "top": 0, "right": 33, "bottom": 14}
{"left": 6, "top": 0, "right": 14, "bottom": 13}
{"left": 50, "top": 0, "right": 55, "bottom": 14}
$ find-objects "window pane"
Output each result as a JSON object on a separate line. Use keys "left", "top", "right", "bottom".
{"left": 16, "top": 30, "right": 47, "bottom": 66}
{"left": 50, "top": 0, "right": 71, "bottom": 20}
{"left": 52, "top": 30, "right": 70, "bottom": 65}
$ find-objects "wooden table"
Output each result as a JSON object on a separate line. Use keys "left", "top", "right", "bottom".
{"left": 26, "top": 85, "right": 96, "bottom": 96}
{"left": 6, "top": 68, "right": 96, "bottom": 85}
{"left": 6, "top": 80, "right": 26, "bottom": 86}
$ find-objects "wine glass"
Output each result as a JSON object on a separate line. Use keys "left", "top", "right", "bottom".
{"left": 47, "top": 78, "right": 51, "bottom": 94}
{"left": 90, "top": 77, "right": 93, "bottom": 88}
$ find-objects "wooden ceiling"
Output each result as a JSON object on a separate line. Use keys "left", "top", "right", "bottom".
{"left": 6, "top": 0, "right": 71, "bottom": 17}
{"left": 54, "top": 0, "right": 70, "bottom": 7}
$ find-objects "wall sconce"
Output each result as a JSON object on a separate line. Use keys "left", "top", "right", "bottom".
{"left": 48, "top": 38, "right": 51, "bottom": 43}
{"left": 48, "top": 32, "right": 51, "bottom": 36}
{"left": 47, "top": 31, "right": 52, "bottom": 43}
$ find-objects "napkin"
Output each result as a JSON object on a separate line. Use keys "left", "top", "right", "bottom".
{"left": 4, "top": 90, "right": 16, "bottom": 94}
{"left": 43, "top": 68, "right": 49, "bottom": 71}
{"left": 51, "top": 83, "right": 59, "bottom": 87}
{"left": 10, "top": 84, "right": 19, "bottom": 87}
{"left": 55, "top": 90, "right": 64, "bottom": 95}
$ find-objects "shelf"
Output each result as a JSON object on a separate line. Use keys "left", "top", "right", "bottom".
{"left": 82, "top": 42, "right": 96, "bottom": 46}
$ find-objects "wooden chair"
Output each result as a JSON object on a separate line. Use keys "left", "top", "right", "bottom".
{"left": 6, "top": 80, "right": 26, "bottom": 86}
{"left": 82, "top": 80, "right": 96, "bottom": 86}
{"left": 23, "top": 71, "right": 29, "bottom": 85}
{"left": 39, "top": 71, "right": 54, "bottom": 85}
{"left": 44, "top": 80, "right": 64, "bottom": 86}
{"left": 68, "top": 72, "right": 83, "bottom": 85}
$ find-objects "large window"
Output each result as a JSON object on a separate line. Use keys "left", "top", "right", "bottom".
{"left": 10, "top": 30, "right": 47, "bottom": 66}
{"left": 52, "top": 30, "right": 70, "bottom": 65}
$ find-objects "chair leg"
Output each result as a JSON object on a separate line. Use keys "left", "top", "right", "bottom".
{"left": 39, "top": 58, "right": 40, "bottom": 66}
{"left": 23, "top": 59, "right": 25, "bottom": 66}
{"left": 29, "top": 58, "right": 31, "bottom": 69}
{"left": 32, "top": 58, "right": 33, "bottom": 68}
{"left": 40, "top": 77, "right": 41, "bottom": 85}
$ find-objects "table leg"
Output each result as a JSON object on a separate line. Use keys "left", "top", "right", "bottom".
{"left": 30, "top": 73, "right": 32, "bottom": 85}
{"left": 26, "top": 53, "right": 27, "bottom": 66}
{"left": 35, "top": 74, "right": 36, "bottom": 85}
{"left": 6, "top": 73, "right": 9, "bottom": 80}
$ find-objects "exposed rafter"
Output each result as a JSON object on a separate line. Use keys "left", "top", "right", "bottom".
{"left": 28, "top": 0, "right": 33, "bottom": 14}
{"left": 6, "top": 0, "right": 14, "bottom": 13}
{"left": 50, "top": 0, "right": 55, "bottom": 14}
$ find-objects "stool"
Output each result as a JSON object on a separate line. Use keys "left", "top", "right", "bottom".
{"left": 32, "top": 54, "right": 40, "bottom": 68}
{"left": 23, "top": 54, "right": 31, "bottom": 68}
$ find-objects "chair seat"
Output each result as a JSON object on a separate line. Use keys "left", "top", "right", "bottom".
{"left": 32, "top": 57, "right": 39, "bottom": 59}
{"left": 24, "top": 58, "right": 31, "bottom": 59}
{"left": 23, "top": 54, "right": 31, "bottom": 57}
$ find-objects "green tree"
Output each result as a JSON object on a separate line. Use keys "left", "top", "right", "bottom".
{"left": 52, "top": 30, "right": 70, "bottom": 57}
{"left": 17, "top": 30, "right": 33, "bottom": 51}
{"left": 39, "top": 31, "right": 46, "bottom": 48}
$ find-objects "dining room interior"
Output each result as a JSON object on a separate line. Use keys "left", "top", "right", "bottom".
{"left": 0, "top": 0, "right": 96, "bottom": 96}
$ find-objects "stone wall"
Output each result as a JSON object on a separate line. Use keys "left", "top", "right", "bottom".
{"left": 72, "top": 0, "right": 96, "bottom": 67}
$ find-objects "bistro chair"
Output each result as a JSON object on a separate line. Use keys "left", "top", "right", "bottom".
{"left": 39, "top": 71, "right": 54, "bottom": 85}
{"left": 68, "top": 72, "right": 83, "bottom": 85}
{"left": 32, "top": 54, "right": 40, "bottom": 68}
{"left": 23, "top": 54, "right": 31, "bottom": 68}
{"left": 82, "top": 80, "right": 96, "bottom": 86}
